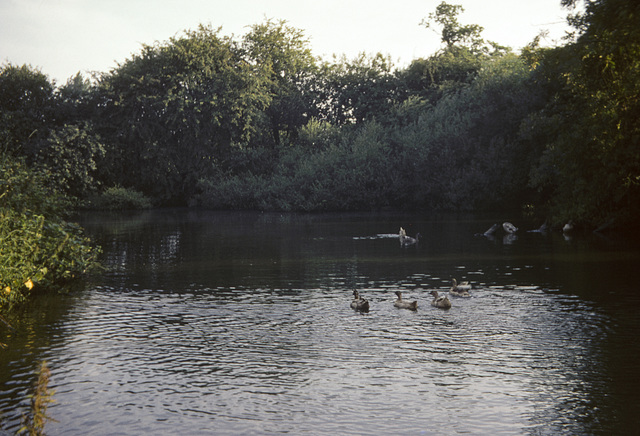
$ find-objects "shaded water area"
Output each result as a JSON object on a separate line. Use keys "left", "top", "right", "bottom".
{"left": 2, "top": 209, "right": 640, "bottom": 434}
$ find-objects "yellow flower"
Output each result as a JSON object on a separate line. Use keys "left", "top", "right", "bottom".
{"left": 3, "top": 286, "right": 10, "bottom": 295}
{"left": 25, "top": 279, "right": 34, "bottom": 290}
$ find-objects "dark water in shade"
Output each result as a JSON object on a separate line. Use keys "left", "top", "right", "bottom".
{"left": 2, "top": 209, "right": 640, "bottom": 435}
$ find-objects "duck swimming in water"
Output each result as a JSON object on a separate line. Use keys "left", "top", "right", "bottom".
{"left": 449, "top": 278, "right": 471, "bottom": 297}
{"left": 429, "top": 290, "right": 452, "bottom": 309}
{"left": 393, "top": 291, "right": 418, "bottom": 310}
{"left": 399, "top": 229, "right": 420, "bottom": 247}
{"left": 351, "top": 290, "right": 370, "bottom": 312}
{"left": 503, "top": 222, "right": 518, "bottom": 234}
{"left": 527, "top": 221, "right": 549, "bottom": 233}
{"left": 563, "top": 220, "right": 574, "bottom": 233}
{"left": 399, "top": 227, "right": 408, "bottom": 245}
{"left": 475, "top": 223, "right": 498, "bottom": 239}
{"left": 483, "top": 223, "right": 498, "bottom": 236}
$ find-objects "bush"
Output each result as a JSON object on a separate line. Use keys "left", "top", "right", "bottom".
{"left": 0, "top": 155, "right": 69, "bottom": 217}
{"left": 86, "top": 186, "right": 153, "bottom": 210}
{"left": 0, "top": 156, "right": 100, "bottom": 309}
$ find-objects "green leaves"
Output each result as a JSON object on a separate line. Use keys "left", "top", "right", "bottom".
{"left": 2, "top": 4, "right": 637, "bottom": 233}
{"left": 525, "top": 0, "right": 640, "bottom": 229}
{"left": 422, "top": 2, "right": 484, "bottom": 49}
{"left": 93, "top": 24, "right": 273, "bottom": 204}
{"left": 0, "top": 157, "right": 101, "bottom": 309}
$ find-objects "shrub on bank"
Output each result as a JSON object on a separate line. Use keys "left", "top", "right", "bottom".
{"left": 85, "top": 186, "right": 153, "bottom": 210}
{"left": 0, "top": 156, "right": 101, "bottom": 309}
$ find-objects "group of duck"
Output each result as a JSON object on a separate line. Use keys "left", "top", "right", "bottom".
{"left": 401, "top": 221, "right": 575, "bottom": 246}
{"left": 350, "top": 278, "right": 471, "bottom": 313}
{"left": 349, "top": 226, "right": 475, "bottom": 313}
{"left": 350, "top": 220, "right": 576, "bottom": 313}
{"left": 480, "top": 220, "right": 575, "bottom": 237}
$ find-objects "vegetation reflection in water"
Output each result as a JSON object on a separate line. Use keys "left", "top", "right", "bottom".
{"left": 2, "top": 210, "right": 640, "bottom": 435}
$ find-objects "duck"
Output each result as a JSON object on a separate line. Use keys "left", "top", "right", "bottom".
{"left": 401, "top": 232, "right": 421, "bottom": 247}
{"left": 527, "top": 221, "right": 549, "bottom": 233}
{"left": 350, "top": 290, "right": 370, "bottom": 312}
{"left": 449, "top": 278, "right": 471, "bottom": 297}
{"left": 475, "top": 223, "right": 498, "bottom": 239}
{"left": 483, "top": 223, "right": 498, "bottom": 236}
{"left": 393, "top": 291, "right": 418, "bottom": 310}
{"left": 429, "top": 290, "right": 451, "bottom": 309}
{"left": 563, "top": 220, "right": 574, "bottom": 233}
{"left": 503, "top": 222, "right": 518, "bottom": 234}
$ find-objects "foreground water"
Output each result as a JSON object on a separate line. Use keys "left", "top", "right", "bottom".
{"left": 2, "top": 210, "right": 640, "bottom": 434}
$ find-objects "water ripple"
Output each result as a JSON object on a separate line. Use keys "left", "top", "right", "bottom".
{"left": 0, "top": 283, "right": 603, "bottom": 435}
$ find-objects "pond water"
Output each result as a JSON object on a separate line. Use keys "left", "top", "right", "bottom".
{"left": 2, "top": 210, "right": 640, "bottom": 435}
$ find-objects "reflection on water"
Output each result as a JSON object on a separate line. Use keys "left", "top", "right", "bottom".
{"left": 2, "top": 210, "right": 640, "bottom": 435}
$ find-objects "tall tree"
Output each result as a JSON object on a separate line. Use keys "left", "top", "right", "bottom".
{"left": 242, "top": 19, "right": 318, "bottom": 146}
{"left": 402, "top": 1, "right": 508, "bottom": 103}
{"left": 320, "top": 52, "right": 398, "bottom": 125}
{"left": 528, "top": 0, "right": 640, "bottom": 229}
{"left": 0, "top": 64, "right": 55, "bottom": 156}
{"left": 421, "top": 1, "right": 485, "bottom": 51}
{"left": 94, "top": 25, "right": 271, "bottom": 204}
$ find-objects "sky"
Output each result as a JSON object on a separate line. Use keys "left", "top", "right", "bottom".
{"left": 0, "top": 0, "right": 575, "bottom": 84}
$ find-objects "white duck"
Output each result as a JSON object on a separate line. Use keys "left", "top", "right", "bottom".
{"left": 399, "top": 227, "right": 420, "bottom": 247}
{"left": 563, "top": 220, "right": 574, "bottom": 233}
{"left": 503, "top": 222, "right": 518, "bottom": 234}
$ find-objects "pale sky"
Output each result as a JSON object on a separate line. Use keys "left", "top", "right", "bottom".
{"left": 0, "top": 0, "right": 573, "bottom": 84}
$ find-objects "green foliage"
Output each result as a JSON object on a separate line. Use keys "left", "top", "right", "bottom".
{"left": 297, "top": 118, "right": 342, "bottom": 150}
{"left": 0, "top": 64, "right": 55, "bottom": 155}
{"left": 320, "top": 53, "right": 399, "bottom": 125}
{"left": 390, "top": 54, "right": 541, "bottom": 210}
{"left": 0, "top": 154, "right": 68, "bottom": 217}
{"left": 0, "top": 207, "right": 101, "bottom": 308}
{"left": 400, "top": 48, "right": 482, "bottom": 101}
{"left": 420, "top": 1, "right": 509, "bottom": 56}
{"left": 421, "top": 2, "right": 485, "bottom": 50}
{"left": 526, "top": 0, "right": 640, "bottom": 229}
{"left": 0, "top": 156, "right": 101, "bottom": 309}
{"left": 0, "top": 65, "right": 104, "bottom": 201}
{"left": 403, "top": 1, "right": 509, "bottom": 105}
{"left": 243, "top": 19, "right": 319, "bottom": 145}
{"left": 196, "top": 121, "right": 394, "bottom": 211}
{"left": 2, "top": 2, "right": 638, "bottom": 234}
{"left": 93, "top": 24, "right": 272, "bottom": 204}
{"left": 33, "top": 122, "right": 105, "bottom": 198}
{"left": 86, "top": 186, "right": 153, "bottom": 210}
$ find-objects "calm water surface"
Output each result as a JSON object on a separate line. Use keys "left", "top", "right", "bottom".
{"left": 2, "top": 210, "right": 640, "bottom": 435}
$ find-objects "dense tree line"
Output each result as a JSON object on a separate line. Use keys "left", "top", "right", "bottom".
{"left": 1, "top": 0, "right": 639, "bottom": 233}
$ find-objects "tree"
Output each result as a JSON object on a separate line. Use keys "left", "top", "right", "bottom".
{"left": 94, "top": 25, "right": 271, "bottom": 204}
{"left": 421, "top": 1, "right": 485, "bottom": 51}
{"left": 402, "top": 2, "right": 509, "bottom": 103}
{"left": 56, "top": 72, "right": 94, "bottom": 122}
{"left": 528, "top": 0, "right": 640, "bottom": 229}
{"left": 33, "top": 122, "right": 105, "bottom": 198}
{"left": 0, "top": 64, "right": 55, "bottom": 156}
{"left": 320, "top": 52, "right": 399, "bottom": 125}
{"left": 242, "top": 19, "right": 319, "bottom": 146}
{"left": 399, "top": 48, "right": 482, "bottom": 102}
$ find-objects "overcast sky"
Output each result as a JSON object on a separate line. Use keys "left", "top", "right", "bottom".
{"left": 0, "top": 0, "right": 574, "bottom": 84}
